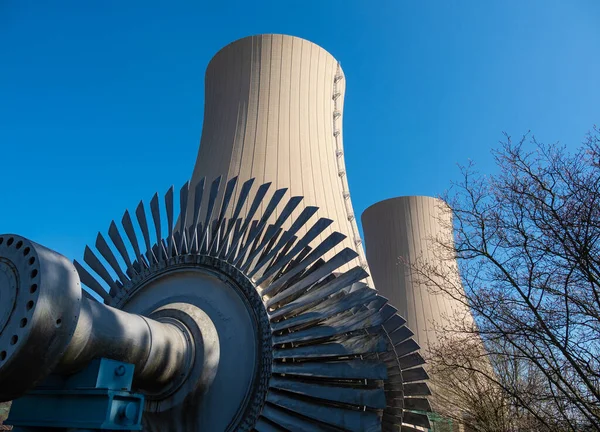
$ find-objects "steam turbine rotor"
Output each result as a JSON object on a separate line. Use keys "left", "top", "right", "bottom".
{"left": 0, "top": 175, "right": 432, "bottom": 431}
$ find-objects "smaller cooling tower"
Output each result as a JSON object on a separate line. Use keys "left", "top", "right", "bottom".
{"left": 362, "top": 196, "right": 469, "bottom": 357}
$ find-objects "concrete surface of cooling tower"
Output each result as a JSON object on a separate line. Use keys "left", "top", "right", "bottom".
{"left": 187, "top": 34, "right": 368, "bottom": 273}
{"left": 362, "top": 196, "right": 472, "bottom": 355}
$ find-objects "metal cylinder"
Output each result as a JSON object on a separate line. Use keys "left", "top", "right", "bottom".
{"left": 57, "top": 297, "right": 192, "bottom": 394}
{"left": 0, "top": 234, "right": 196, "bottom": 401}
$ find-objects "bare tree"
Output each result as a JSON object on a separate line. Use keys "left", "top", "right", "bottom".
{"left": 427, "top": 333, "right": 577, "bottom": 431}
{"left": 412, "top": 128, "right": 600, "bottom": 431}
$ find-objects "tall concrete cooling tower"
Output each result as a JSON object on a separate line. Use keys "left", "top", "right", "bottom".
{"left": 362, "top": 196, "right": 470, "bottom": 357}
{"left": 186, "top": 34, "right": 368, "bottom": 274}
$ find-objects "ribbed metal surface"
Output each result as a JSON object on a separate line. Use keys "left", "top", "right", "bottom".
{"left": 70, "top": 177, "right": 431, "bottom": 430}
{"left": 362, "top": 196, "right": 469, "bottom": 356}
{"left": 187, "top": 34, "right": 368, "bottom": 275}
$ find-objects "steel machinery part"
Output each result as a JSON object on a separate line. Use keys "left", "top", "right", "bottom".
{"left": 0, "top": 236, "right": 207, "bottom": 402}
{"left": 0, "top": 176, "right": 432, "bottom": 431}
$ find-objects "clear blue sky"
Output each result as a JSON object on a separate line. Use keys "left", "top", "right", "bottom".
{"left": 1, "top": 1, "right": 599, "bottom": 262}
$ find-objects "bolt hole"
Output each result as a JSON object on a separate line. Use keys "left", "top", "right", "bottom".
{"left": 10, "top": 335, "right": 18, "bottom": 345}
{"left": 20, "top": 318, "right": 27, "bottom": 328}
{"left": 0, "top": 238, "right": 3, "bottom": 245}
{"left": 29, "top": 256, "right": 36, "bottom": 265}
{"left": 0, "top": 352, "right": 6, "bottom": 361}
{"left": 30, "top": 284, "right": 38, "bottom": 294}
{"left": 56, "top": 318, "right": 62, "bottom": 327}
{"left": 26, "top": 301, "right": 34, "bottom": 311}
{"left": 31, "top": 269, "right": 38, "bottom": 278}
{"left": 23, "top": 247, "right": 30, "bottom": 256}
{"left": 7, "top": 238, "right": 14, "bottom": 246}
{"left": 16, "top": 241, "right": 23, "bottom": 249}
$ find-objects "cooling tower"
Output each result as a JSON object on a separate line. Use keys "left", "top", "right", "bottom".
{"left": 186, "top": 34, "right": 368, "bottom": 273}
{"left": 362, "top": 196, "right": 470, "bottom": 356}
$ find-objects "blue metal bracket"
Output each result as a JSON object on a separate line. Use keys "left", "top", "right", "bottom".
{"left": 7, "top": 358, "right": 144, "bottom": 431}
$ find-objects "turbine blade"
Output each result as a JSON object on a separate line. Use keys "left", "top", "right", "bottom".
{"left": 150, "top": 193, "right": 162, "bottom": 262}
{"left": 95, "top": 232, "right": 128, "bottom": 285}
{"left": 136, "top": 200, "right": 157, "bottom": 264}
{"left": 165, "top": 185, "right": 174, "bottom": 257}
{"left": 73, "top": 260, "right": 112, "bottom": 304}
{"left": 108, "top": 221, "right": 134, "bottom": 273}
